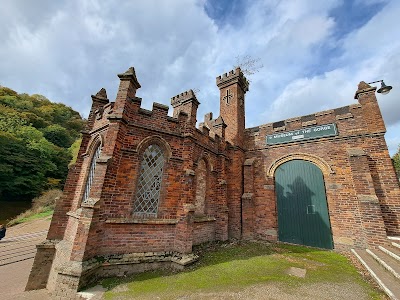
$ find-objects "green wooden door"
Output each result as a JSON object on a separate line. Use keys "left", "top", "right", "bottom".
{"left": 275, "top": 160, "right": 333, "bottom": 249}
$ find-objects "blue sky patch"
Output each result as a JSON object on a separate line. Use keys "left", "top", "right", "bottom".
{"left": 204, "top": 0, "right": 248, "bottom": 28}
{"left": 329, "top": 0, "right": 386, "bottom": 39}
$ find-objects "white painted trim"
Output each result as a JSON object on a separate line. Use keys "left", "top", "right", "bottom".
{"left": 379, "top": 246, "right": 400, "bottom": 262}
{"left": 368, "top": 249, "right": 400, "bottom": 280}
{"left": 351, "top": 249, "right": 398, "bottom": 300}
{"left": 388, "top": 236, "right": 400, "bottom": 241}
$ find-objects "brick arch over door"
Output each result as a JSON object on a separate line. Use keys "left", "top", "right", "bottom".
{"left": 266, "top": 153, "right": 334, "bottom": 178}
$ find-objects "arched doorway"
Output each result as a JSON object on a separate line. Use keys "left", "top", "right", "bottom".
{"left": 275, "top": 160, "right": 333, "bottom": 249}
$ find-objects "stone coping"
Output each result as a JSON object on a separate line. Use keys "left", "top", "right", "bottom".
{"left": 57, "top": 251, "right": 199, "bottom": 277}
{"left": 193, "top": 215, "right": 216, "bottom": 223}
{"left": 105, "top": 217, "right": 179, "bottom": 224}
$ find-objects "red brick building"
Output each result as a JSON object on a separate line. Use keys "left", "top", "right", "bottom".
{"left": 26, "top": 67, "right": 400, "bottom": 297}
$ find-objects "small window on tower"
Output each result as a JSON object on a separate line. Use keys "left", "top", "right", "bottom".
{"left": 223, "top": 89, "right": 233, "bottom": 104}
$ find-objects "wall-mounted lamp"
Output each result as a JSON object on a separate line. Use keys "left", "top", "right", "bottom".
{"left": 367, "top": 80, "right": 393, "bottom": 95}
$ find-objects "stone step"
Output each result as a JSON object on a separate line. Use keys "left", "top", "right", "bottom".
{"left": 352, "top": 249, "right": 400, "bottom": 300}
{"left": 380, "top": 245, "right": 400, "bottom": 262}
{"left": 0, "top": 251, "right": 36, "bottom": 266}
{"left": 368, "top": 249, "right": 400, "bottom": 280}
{"left": 393, "top": 242, "right": 400, "bottom": 250}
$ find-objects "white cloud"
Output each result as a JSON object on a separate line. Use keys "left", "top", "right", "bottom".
{"left": 0, "top": 0, "right": 399, "bottom": 153}
{"left": 253, "top": 0, "right": 400, "bottom": 151}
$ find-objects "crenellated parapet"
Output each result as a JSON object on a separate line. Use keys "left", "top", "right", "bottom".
{"left": 171, "top": 89, "right": 199, "bottom": 125}
{"left": 217, "top": 67, "right": 248, "bottom": 147}
{"left": 171, "top": 89, "right": 198, "bottom": 106}
{"left": 199, "top": 112, "right": 227, "bottom": 140}
{"left": 88, "top": 67, "right": 232, "bottom": 150}
{"left": 216, "top": 67, "right": 249, "bottom": 92}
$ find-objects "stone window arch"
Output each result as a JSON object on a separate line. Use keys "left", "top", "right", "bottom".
{"left": 133, "top": 144, "right": 166, "bottom": 216}
{"left": 82, "top": 141, "right": 102, "bottom": 203}
{"left": 195, "top": 158, "right": 208, "bottom": 215}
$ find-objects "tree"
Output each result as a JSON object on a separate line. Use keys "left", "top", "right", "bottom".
{"left": 0, "top": 86, "right": 86, "bottom": 201}
{"left": 0, "top": 105, "right": 27, "bottom": 133}
{"left": 234, "top": 55, "right": 264, "bottom": 76}
{"left": 43, "top": 124, "right": 74, "bottom": 148}
{"left": 392, "top": 146, "right": 400, "bottom": 179}
{"left": 0, "top": 132, "right": 47, "bottom": 200}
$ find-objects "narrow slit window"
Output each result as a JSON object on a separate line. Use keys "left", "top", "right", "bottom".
{"left": 133, "top": 144, "right": 165, "bottom": 215}
{"left": 82, "top": 145, "right": 101, "bottom": 202}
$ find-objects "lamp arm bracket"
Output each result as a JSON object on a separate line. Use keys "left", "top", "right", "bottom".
{"left": 367, "top": 80, "right": 383, "bottom": 84}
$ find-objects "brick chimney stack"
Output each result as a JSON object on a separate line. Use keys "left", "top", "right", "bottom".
{"left": 354, "top": 81, "right": 386, "bottom": 134}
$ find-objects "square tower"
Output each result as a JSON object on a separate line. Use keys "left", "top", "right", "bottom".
{"left": 216, "top": 68, "right": 249, "bottom": 147}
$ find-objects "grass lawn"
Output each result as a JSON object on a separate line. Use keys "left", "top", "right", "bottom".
{"left": 101, "top": 242, "right": 385, "bottom": 300}
{"left": 7, "top": 208, "right": 53, "bottom": 226}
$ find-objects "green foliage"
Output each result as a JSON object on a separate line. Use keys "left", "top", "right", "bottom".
{"left": 0, "top": 87, "right": 17, "bottom": 96}
{"left": 69, "top": 138, "right": 82, "bottom": 166}
{"left": 0, "top": 86, "right": 85, "bottom": 138}
{"left": 7, "top": 189, "right": 61, "bottom": 226}
{"left": 20, "top": 112, "right": 49, "bottom": 128}
{"left": 0, "top": 132, "right": 47, "bottom": 200}
{"left": 393, "top": 146, "right": 400, "bottom": 178}
{"left": 43, "top": 124, "right": 74, "bottom": 148}
{"left": 7, "top": 208, "right": 53, "bottom": 226}
{"left": 0, "top": 104, "right": 28, "bottom": 132}
{"left": 0, "top": 86, "right": 85, "bottom": 201}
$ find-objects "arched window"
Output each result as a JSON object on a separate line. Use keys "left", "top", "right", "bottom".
{"left": 195, "top": 159, "right": 207, "bottom": 215}
{"left": 134, "top": 144, "right": 165, "bottom": 215}
{"left": 82, "top": 144, "right": 102, "bottom": 202}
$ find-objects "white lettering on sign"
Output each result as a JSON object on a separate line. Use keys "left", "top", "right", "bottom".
{"left": 292, "top": 135, "right": 304, "bottom": 140}
{"left": 266, "top": 123, "right": 338, "bottom": 145}
{"left": 313, "top": 125, "right": 331, "bottom": 132}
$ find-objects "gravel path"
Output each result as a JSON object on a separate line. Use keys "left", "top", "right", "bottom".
{"left": 173, "top": 282, "right": 376, "bottom": 300}
{"left": 0, "top": 218, "right": 51, "bottom": 300}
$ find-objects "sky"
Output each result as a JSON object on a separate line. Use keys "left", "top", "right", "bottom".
{"left": 0, "top": 0, "right": 399, "bottom": 154}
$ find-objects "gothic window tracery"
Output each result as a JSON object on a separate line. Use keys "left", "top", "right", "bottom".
{"left": 82, "top": 144, "right": 102, "bottom": 203}
{"left": 133, "top": 144, "right": 165, "bottom": 215}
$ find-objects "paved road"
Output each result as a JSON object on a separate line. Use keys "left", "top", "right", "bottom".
{"left": 0, "top": 219, "right": 51, "bottom": 300}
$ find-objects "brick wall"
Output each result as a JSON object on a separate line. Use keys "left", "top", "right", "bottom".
{"left": 193, "top": 219, "right": 216, "bottom": 245}
{"left": 27, "top": 68, "right": 399, "bottom": 297}
{"left": 242, "top": 81, "right": 400, "bottom": 249}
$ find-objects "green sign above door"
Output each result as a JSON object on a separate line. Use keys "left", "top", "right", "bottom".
{"left": 266, "top": 123, "right": 338, "bottom": 145}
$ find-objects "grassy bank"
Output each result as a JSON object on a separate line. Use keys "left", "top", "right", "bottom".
{"left": 7, "top": 189, "right": 60, "bottom": 226}
{"left": 101, "top": 242, "right": 385, "bottom": 300}
{"left": 8, "top": 207, "right": 53, "bottom": 226}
